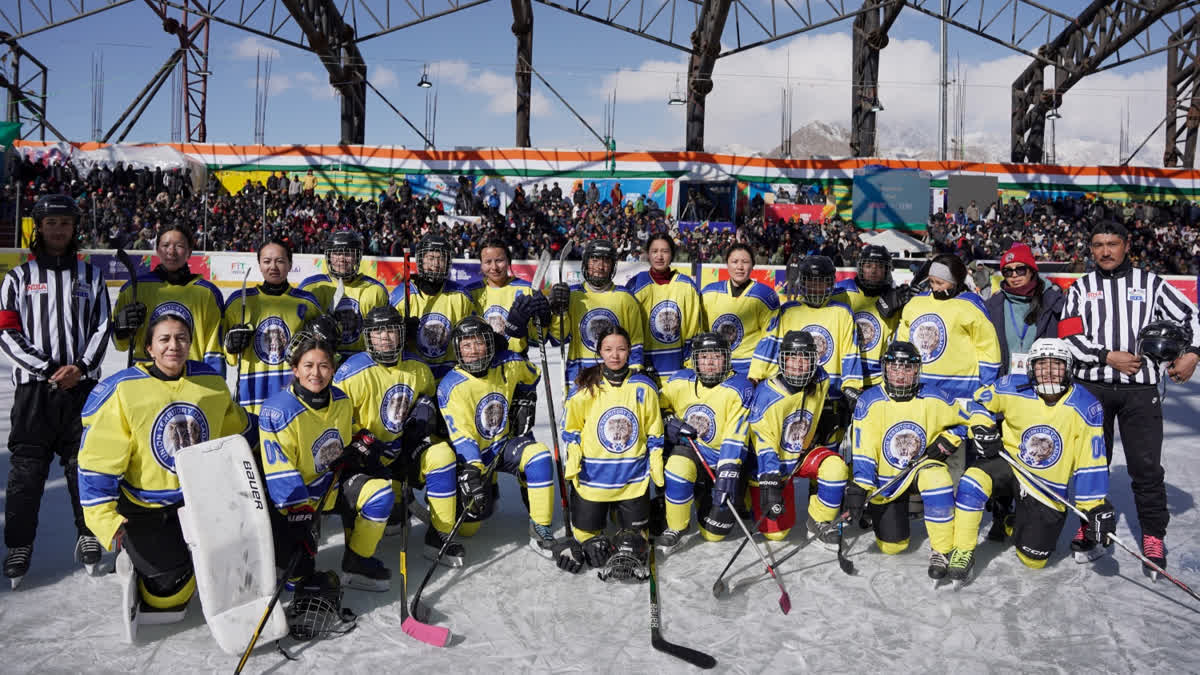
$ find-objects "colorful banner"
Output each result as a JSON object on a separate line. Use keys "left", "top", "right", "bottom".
{"left": 764, "top": 204, "right": 828, "bottom": 225}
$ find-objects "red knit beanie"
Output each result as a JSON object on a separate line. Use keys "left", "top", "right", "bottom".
{"left": 1000, "top": 242, "right": 1038, "bottom": 271}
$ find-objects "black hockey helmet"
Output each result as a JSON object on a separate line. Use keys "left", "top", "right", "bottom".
{"left": 415, "top": 233, "right": 451, "bottom": 284}
{"left": 581, "top": 239, "right": 618, "bottom": 287}
{"left": 1137, "top": 320, "right": 1191, "bottom": 364}
{"left": 690, "top": 331, "right": 731, "bottom": 387}
{"left": 792, "top": 255, "right": 836, "bottom": 307}
{"left": 451, "top": 315, "right": 496, "bottom": 375}
{"left": 363, "top": 305, "right": 404, "bottom": 365}
{"left": 324, "top": 229, "right": 363, "bottom": 280}
{"left": 31, "top": 193, "right": 81, "bottom": 226}
{"left": 286, "top": 570, "right": 355, "bottom": 641}
{"left": 778, "top": 330, "right": 818, "bottom": 389}
{"left": 856, "top": 245, "right": 893, "bottom": 294}
{"left": 287, "top": 314, "right": 341, "bottom": 363}
{"left": 881, "top": 340, "right": 922, "bottom": 401}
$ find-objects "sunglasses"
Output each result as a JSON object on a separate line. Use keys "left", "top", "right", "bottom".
{"left": 1001, "top": 265, "right": 1032, "bottom": 277}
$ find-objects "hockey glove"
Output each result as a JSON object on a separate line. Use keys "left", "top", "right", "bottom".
{"left": 875, "top": 284, "right": 912, "bottom": 319}
{"left": 664, "top": 415, "right": 698, "bottom": 445}
{"left": 844, "top": 483, "right": 868, "bottom": 525}
{"left": 923, "top": 435, "right": 961, "bottom": 462}
{"left": 402, "top": 395, "right": 438, "bottom": 440}
{"left": 286, "top": 505, "right": 318, "bottom": 557}
{"left": 758, "top": 472, "right": 785, "bottom": 521}
{"left": 582, "top": 535, "right": 615, "bottom": 569}
{"left": 549, "top": 282, "right": 572, "bottom": 315}
{"left": 510, "top": 390, "right": 537, "bottom": 436}
{"left": 457, "top": 462, "right": 490, "bottom": 519}
{"left": 114, "top": 302, "right": 147, "bottom": 339}
{"left": 504, "top": 293, "right": 550, "bottom": 339}
{"left": 553, "top": 538, "right": 586, "bottom": 574}
{"left": 223, "top": 323, "right": 254, "bottom": 354}
{"left": 971, "top": 424, "right": 1003, "bottom": 459}
{"left": 1087, "top": 502, "right": 1117, "bottom": 546}
{"left": 711, "top": 466, "right": 740, "bottom": 512}
{"left": 841, "top": 386, "right": 862, "bottom": 409}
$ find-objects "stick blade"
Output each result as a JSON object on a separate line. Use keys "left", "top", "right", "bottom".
{"left": 779, "top": 591, "right": 791, "bottom": 615}
{"left": 402, "top": 616, "right": 450, "bottom": 647}
{"left": 652, "top": 633, "right": 717, "bottom": 669}
{"left": 711, "top": 579, "right": 728, "bottom": 598}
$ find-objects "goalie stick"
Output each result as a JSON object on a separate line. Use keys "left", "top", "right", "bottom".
{"left": 648, "top": 537, "right": 716, "bottom": 669}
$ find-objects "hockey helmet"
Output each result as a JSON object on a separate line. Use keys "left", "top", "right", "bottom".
{"left": 882, "top": 341, "right": 922, "bottom": 401}
{"left": 416, "top": 234, "right": 451, "bottom": 284}
{"left": 691, "top": 332, "right": 731, "bottom": 387}
{"left": 1028, "top": 337, "right": 1073, "bottom": 397}
{"left": 286, "top": 570, "right": 356, "bottom": 641}
{"left": 856, "top": 245, "right": 893, "bottom": 294}
{"left": 31, "top": 194, "right": 81, "bottom": 226}
{"left": 1137, "top": 320, "right": 1191, "bottom": 364}
{"left": 792, "top": 255, "right": 836, "bottom": 307}
{"left": 323, "top": 230, "right": 363, "bottom": 280}
{"left": 451, "top": 315, "right": 496, "bottom": 375}
{"left": 363, "top": 305, "right": 404, "bottom": 365}
{"left": 778, "top": 330, "right": 818, "bottom": 389}
{"left": 581, "top": 239, "right": 618, "bottom": 288}
{"left": 287, "top": 314, "right": 340, "bottom": 363}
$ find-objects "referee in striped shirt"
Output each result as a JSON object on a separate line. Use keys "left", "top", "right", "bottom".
{"left": 0, "top": 194, "right": 111, "bottom": 586}
{"left": 1059, "top": 220, "right": 1200, "bottom": 575}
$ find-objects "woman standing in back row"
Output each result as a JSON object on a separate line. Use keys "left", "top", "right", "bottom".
{"left": 700, "top": 244, "right": 780, "bottom": 379}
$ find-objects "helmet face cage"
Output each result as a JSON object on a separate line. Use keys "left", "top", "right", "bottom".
{"left": 1029, "top": 355, "right": 1070, "bottom": 397}
{"left": 693, "top": 344, "right": 731, "bottom": 387}
{"left": 453, "top": 330, "right": 494, "bottom": 375}
{"left": 324, "top": 246, "right": 362, "bottom": 280}
{"left": 286, "top": 571, "right": 350, "bottom": 641}
{"left": 779, "top": 344, "right": 817, "bottom": 389}
{"left": 286, "top": 317, "right": 340, "bottom": 363}
{"left": 801, "top": 272, "right": 835, "bottom": 307}
{"left": 365, "top": 322, "right": 403, "bottom": 365}
{"left": 856, "top": 254, "right": 893, "bottom": 292}
{"left": 416, "top": 241, "right": 450, "bottom": 283}
{"left": 582, "top": 250, "right": 616, "bottom": 287}
{"left": 882, "top": 355, "right": 921, "bottom": 401}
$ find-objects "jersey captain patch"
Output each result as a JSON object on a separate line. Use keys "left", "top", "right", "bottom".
{"left": 882, "top": 421, "right": 927, "bottom": 470}
{"left": 253, "top": 316, "right": 291, "bottom": 365}
{"left": 597, "top": 406, "right": 639, "bottom": 454}
{"left": 1019, "top": 424, "right": 1064, "bottom": 469}
{"left": 151, "top": 403, "right": 210, "bottom": 472}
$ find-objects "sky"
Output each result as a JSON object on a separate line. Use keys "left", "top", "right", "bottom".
{"left": 1, "top": 0, "right": 1189, "bottom": 163}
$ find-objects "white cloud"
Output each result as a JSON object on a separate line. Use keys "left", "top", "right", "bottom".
{"left": 243, "top": 71, "right": 336, "bottom": 101}
{"left": 372, "top": 65, "right": 399, "bottom": 89}
{"left": 431, "top": 60, "right": 553, "bottom": 118}
{"left": 231, "top": 36, "right": 281, "bottom": 61}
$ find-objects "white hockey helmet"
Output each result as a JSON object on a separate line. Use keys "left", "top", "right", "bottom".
{"left": 1028, "top": 338, "right": 1073, "bottom": 397}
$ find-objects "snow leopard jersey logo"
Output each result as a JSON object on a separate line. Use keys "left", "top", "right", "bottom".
{"left": 151, "top": 403, "right": 210, "bottom": 473}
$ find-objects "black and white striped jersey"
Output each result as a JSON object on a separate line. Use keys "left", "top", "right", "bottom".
{"left": 0, "top": 256, "right": 111, "bottom": 385}
{"left": 1060, "top": 266, "right": 1200, "bottom": 385}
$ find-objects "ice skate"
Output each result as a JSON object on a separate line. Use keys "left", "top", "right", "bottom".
{"left": 4, "top": 544, "right": 31, "bottom": 589}
{"left": 424, "top": 527, "right": 465, "bottom": 568}
{"left": 341, "top": 550, "right": 391, "bottom": 592}
{"left": 806, "top": 516, "right": 840, "bottom": 552}
{"left": 948, "top": 549, "right": 975, "bottom": 588}
{"left": 74, "top": 535, "right": 104, "bottom": 576}
{"left": 928, "top": 549, "right": 949, "bottom": 586}
{"left": 1142, "top": 535, "right": 1166, "bottom": 582}
{"left": 1071, "top": 523, "right": 1104, "bottom": 564}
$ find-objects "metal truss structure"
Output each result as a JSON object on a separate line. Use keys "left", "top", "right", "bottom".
{"left": 0, "top": 32, "right": 63, "bottom": 141}
{"left": 1, "top": 0, "right": 1198, "bottom": 160}
{"left": 1165, "top": 14, "right": 1199, "bottom": 167}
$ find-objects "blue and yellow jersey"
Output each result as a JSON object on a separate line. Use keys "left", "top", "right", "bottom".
{"left": 834, "top": 278, "right": 900, "bottom": 382}
{"left": 972, "top": 376, "right": 1107, "bottom": 512}
{"left": 624, "top": 271, "right": 704, "bottom": 381}
{"left": 77, "top": 361, "right": 252, "bottom": 549}
{"left": 851, "top": 384, "right": 993, "bottom": 502}
{"left": 389, "top": 279, "right": 480, "bottom": 379}
{"left": 701, "top": 279, "right": 780, "bottom": 377}
{"left": 470, "top": 277, "right": 538, "bottom": 354}
{"left": 660, "top": 369, "right": 754, "bottom": 471}
{"left": 897, "top": 291, "right": 1001, "bottom": 399}
{"left": 748, "top": 369, "right": 830, "bottom": 478}
{"left": 333, "top": 351, "right": 437, "bottom": 458}
{"left": 562, "top": 372, "right": 664, "bottom": 502}
{"left": 258, "top": 385, "right": 354, "bottom": 512}
{"left": 113, "top": 273, "right": 226, "bottom": 374}
{"left": 223, "top": 285, "right": 322, "bottom": 412}
{"left": 549, "top": 284, "right": 646, "bottom": 384}
{"left": 299, "top": 273, "right": 390, "bottom": 357}
{"left": 436, "top": 349, "right": 540, "bottom": 466}
{"left": 749, "top": 298, "right": 863, "bottom": 394}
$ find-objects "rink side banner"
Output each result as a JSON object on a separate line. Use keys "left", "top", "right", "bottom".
{"left": 14, "top": 250, "right": 1194, "bottom": 304}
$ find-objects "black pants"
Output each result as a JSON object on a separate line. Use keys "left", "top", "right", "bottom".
{"left": 1079, "top": 381, "right": 1167, "bottom": 538}
{"left": 969, "top": 456, "right": 1069, "bottom": 562}
{"left": 118, "top": 494, "right": 193, "bottom": 597}
{"left": 5, "top": 380, "right": 95, "bottom": 548}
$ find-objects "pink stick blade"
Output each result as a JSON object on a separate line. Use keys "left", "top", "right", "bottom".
{"left": 779, "top": 593, "right": 791, "bottom": 615}
{"left": 403, "top": 616, "right": 451, "bottom": 647}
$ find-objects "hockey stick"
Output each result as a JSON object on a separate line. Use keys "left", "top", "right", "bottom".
{"left": 115, "top": 249, "right": 137, "bottom": 369}
{"left": 685, "top": 439, "right": 792, "bottom": 614}
{"left": 403, "top": 248, "right": 411, "bottom": 322}
{"left": 998, "top": 452, "right": 1200, "bottom": 603}
{"left": 235, "top": 266, "right": 253, "bottom": 374}
{"left": 648, "top": 536, "right": 716, "bottom": 669}
{"left": 399, "top": 479, "right": 450, "bottom": 646}
{"left": 555, "top": 241, "right": 574, "bottom": 395}
{"left": 330, "top": 276, "right": 345, "bottom": 317}
{"left": 410, "top": 451, "right": 505, "bottom": 624}
{"left": 235, "top": 467, "right": 342, "bottom": 674}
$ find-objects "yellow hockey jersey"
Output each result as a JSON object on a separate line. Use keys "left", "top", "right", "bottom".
{"left": 258, "top": 385, "right": 354, "bottom": 511}
{"left": 299, "top": 273, "right": 390, "bottom": 357}
{"left": 749, "top": 298, "right": 863, "bottom": 396}
{"left": 748, "top": 368, "right": 830, "bottom": 477}
{"left": 972, "top": 375, "right": 1107, "bottom": 512}
{"left": 898, "top": 291, "right": 1001, "bottom": 400}
{"left": 624, "top": 271, "right": 703, "bottom": 381}
{"left": 333, "top": 350, "right": 437, "bottom": 457}
{"left": 562, "top": 371, "right": 664, "bottom": 502}
{"left": 471, "top": 277, "right": 538, "bottom": 354}
{"left": 834, "top": 278, "right": 900, "bottom": 382}
{"left": 549, "top": 284, "right": 646, "bottom": 384}
{"left": 659, "top": 369, "right": 755, "bottom": 471}
{"left": 436, "top": 349, "right": 540, "bottom": 466}
{"left": 389, "top": 279, "right": 480, "bottom": 379}
{"left": 701, "top": 279, "right": 780, "bottom": 377}
{"left": 223, "top": 285, "right": 323, "bottom": 412}
{"left": 78, "top": 361, "right": 252, "bottom": 549}
{"left": 113, "top": 272, "right": 226, "bottom": 374}
{"left": 851, "top": 383, "right": 993, "bottom": 502}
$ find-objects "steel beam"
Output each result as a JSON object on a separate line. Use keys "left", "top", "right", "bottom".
{"left": 512, "top": 0, "right": 533, "bottom": 147}
{"left": 850, "top": 0, "right": 902, "bottom": 157}
{"left": 0, "top": 35, "right": 64, "bottom": 141}
{"left": 280, "top": 0, "right": 367, "bottom": 144}
{"left": 685, "top": 0, "right": 731, "bottom": 151}
{"left": 1165, "top": 14, "right": 1199, "bottom": 167}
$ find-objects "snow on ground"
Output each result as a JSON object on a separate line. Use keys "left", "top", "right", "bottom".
{"left": 2, "top": 335, "right": 1200, "bottom": 673}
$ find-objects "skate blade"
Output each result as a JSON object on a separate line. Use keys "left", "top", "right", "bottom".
{"left": 9, "top": 576, "right": 23, "bottom": 590}
{"left": 138, "top": 605, "right": 188, "bottom": 625}
{"left": 528, "top": 539, "right": 556, "bottom": 560}
{"left": 424, "top": 547, "right": 464, "bottom": 568}
{"left": 342, "top": 574, "right": 390, "bottom": 592}
{"left": 1073, "top": 548, "right": 1104, "bottom": 564}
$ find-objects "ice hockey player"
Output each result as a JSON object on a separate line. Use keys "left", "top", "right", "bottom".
{"left": 949, "top": 338, "right": 1110, "bottom": 582}
{"left": 470, "top": 238, "right": 548, "bottom": 355}
{"left": 548, "top": 239, "right": 646, "bottom": 384}
{"left": 624, "top": 234, "right": 703, "bottom": 385}
{"left": 259, "top": 332, "right": 395, "bottom": 591}
{"left": 658, "top": 332, "right": 754, "bottom": 551}
{"left": 112, "top": 224, "right": 226, "bottom": 374}
{"left": 701, "top": 243, "right": 780, "bottom": 378}
{"left": 748, "top": 331, "right": 848, "bottom": 546}
{"left": 562, "top": 325, "right": 663, "bottom": 580}
{"left": 2, "top": 194, "right": 110, "bottom": 586}
{"left": 332, "top": 305, "right": 454, "bottom": 538}
{"left": 750, "top": 255, "right": 862, "bottom": 450}
{"left": 835, "top": 244, "right": 900, "bottom": 385}
{"left": 844, "top": 340, "right": 994, "bottom": 581}
{"left": 223, "top": 239, "right": 323, "bottom": 412}
{"left": 436, "top": 316, "right": 581, "bottom": 570}
{"left": 390, "top": 233, "right": 480, "bottom": 378}
{"left": 78, "top": 314, "right": 254, "bottom": 622}
{"left": 300, "top": 229, "right": 389, "bottom": 359}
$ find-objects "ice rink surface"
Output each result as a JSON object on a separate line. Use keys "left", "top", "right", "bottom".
{"left": 2, "top": 319, "right": 1199, "bottom": 673}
